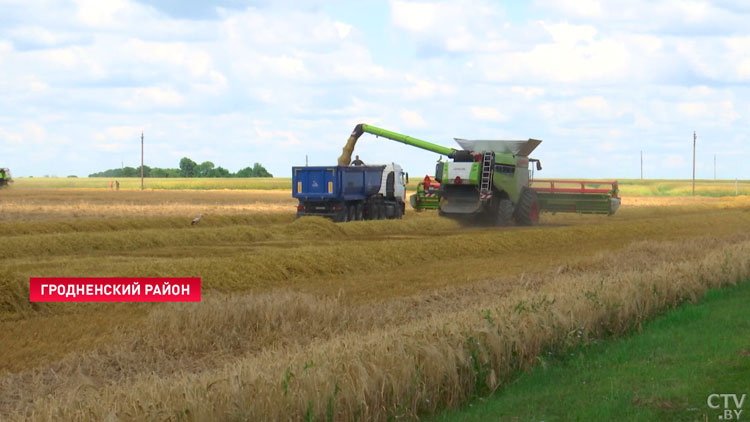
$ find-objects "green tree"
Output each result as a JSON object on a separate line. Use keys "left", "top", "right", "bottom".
{"left": 209, "top": 166, "right": 231, "bottom": 177}
{"left": 179, "top": 157, "right": 197, "bottom": 177}
{"left": 252, "top": 162, "right": 272, "bottom": 177}
{"left": 197, "top": 161, "right": 215, "bottom": 177}
{"left": 121, "top": 166, "right": 138, "bottom": 177}
{"left": 235, "top": 166, "right": 254, "bottom": 177}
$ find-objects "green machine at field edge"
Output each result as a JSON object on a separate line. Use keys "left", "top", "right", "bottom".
{"left": 0, "top": 168, "right": 12, "bottom": 188}
{"left": 410, "top": 175, "right": 440, "bottom": 211}
{"left": 348, "top": 123, "right": 620, "bottom": 225}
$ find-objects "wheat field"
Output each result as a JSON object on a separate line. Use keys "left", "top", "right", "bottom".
{"left": 1, "top": 181, "right": 749, "bottom": 421}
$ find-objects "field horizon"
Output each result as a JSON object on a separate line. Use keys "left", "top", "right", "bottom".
{"left": 7, "top": 176, "right": 750, "bottom": 198}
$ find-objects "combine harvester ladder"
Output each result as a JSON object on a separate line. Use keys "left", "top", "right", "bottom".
{"left": 480, "top": 151, "right": 494, "bottom": 197}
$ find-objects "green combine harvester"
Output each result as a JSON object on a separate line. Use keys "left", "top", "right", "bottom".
{"left": 347, "top": 123, "right": 620, "bottom": 225}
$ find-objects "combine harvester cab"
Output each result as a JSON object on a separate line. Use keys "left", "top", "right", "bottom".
{"left": 292, "top": 163, "right": 407, "bottom": 222}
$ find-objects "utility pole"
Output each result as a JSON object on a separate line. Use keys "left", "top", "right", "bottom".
{"left": 692, "top": 131, "right": 696, "bottom": 196}
{"left": 714, "top": 153, "right": 716, "bottom": 180}
{"left": 640, "top": 150, "right": 643, "bottom": 179}
{"left": 141, "top": 131, "right": 144, "bottom": 190}
{"left": 306, "top": 154, "right": 308, "bottom": 166}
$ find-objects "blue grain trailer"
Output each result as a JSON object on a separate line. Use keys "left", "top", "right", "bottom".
{"left": 292, "top": 164, "right": 408, "bottom": 222}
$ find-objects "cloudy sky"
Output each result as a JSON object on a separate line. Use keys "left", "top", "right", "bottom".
{"left": 1, "top": 0, "right": 748, "bottom": 179}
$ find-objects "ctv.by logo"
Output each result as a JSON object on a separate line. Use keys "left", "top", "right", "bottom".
{"left": 708, "top": 394, "right": 746, "bottom": 420}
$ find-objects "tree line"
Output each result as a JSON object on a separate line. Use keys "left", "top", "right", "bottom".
{"left": 88, "top": 158, "right": 273, "bottom": 178}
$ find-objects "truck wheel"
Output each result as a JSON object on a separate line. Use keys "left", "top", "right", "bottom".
{"left": 496, "top": 199, "right": 514, "bottom": 226}
{"left": 337, "top": 204, "right": 349, "bottom": 223}
{"left": 356, "top": 203, "right": 364, "bottom": 221}
{"left": 348, "top": 204, "right": 357, "bottom": 221}
{"left": 514, "top": 188, "right": 540, "bottom": 226}
{"left": 377, "top": 202, "right": 385, "bottom": 220}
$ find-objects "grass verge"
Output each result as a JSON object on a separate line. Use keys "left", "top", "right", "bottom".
{"left": 429, "top": 280, "right": 750, "bottom": 422}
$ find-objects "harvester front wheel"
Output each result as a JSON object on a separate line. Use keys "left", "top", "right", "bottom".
{"left": 496, "top": 199, "right": 513, "bottom": 226}
{"left": 514, "top": 188, "right": 540, "bottom": 226}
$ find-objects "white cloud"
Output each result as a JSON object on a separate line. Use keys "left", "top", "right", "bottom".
{"left": 128, "top": 87, "right": 184, "bottom": 108}
{"left": 94, "top": 126, "right": 142, "bottom": 142}
{"left": 400, "top": 110, "right": 427, "bottom": 128}
{"left": 73, "top": 0, "right": 148, "bottom": 29}
{"left": 470, "top": 106, "right": 507, "bottom": 122}
{"left": 0, "top": 126, "right": 23, "bottom": 144}
{"left": 333, "top": 21, "right": 352, "bottom": 39}
{"left": 390, "top": 1, "right": 439, "bottom": 32}
{"left": 511, "top": 86, "right": 545, "bottom": 99}
{"left": 390, "top": 0, "right": 507, "bottom": 53}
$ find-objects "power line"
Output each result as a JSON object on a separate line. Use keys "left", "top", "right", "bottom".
{"left": 141, "top": 131, "right": 144, "bottom": 190}
{"left": 692, "top": 131, "right": 696, "bottom": 196}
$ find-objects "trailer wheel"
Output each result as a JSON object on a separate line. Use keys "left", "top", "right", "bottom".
{"left": 514, "top": 188, "right": 540, "bottom": 226}
{"left": 356, "top": 203, "right": 364, "bottom": 221}
{"left": 348, "top": 204, "right": 357, "bottom": 222}
{"left": 496, "top": 199, "right": 513, "bottom": 226}
{"left": 336, "top": 204, "right": 349, "bottom": 223}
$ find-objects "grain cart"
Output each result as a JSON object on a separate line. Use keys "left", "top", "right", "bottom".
{"left": 344, "top": 123, "right": 620, "bottom": 225}
{"left": 293, "top": 163, "right": 408, "bottom": 222}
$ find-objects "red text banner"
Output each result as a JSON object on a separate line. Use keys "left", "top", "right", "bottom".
{"left": 29, "top": 277, "right": 201, "bottom": 302}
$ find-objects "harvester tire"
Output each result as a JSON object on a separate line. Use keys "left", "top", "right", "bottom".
{"left": 496, "top": 199, "right": 513, "bottom": 226}
{"left": 514, "top": 188, "right": 540, "bottom": 226}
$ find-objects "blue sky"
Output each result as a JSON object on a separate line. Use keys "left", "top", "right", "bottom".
{"left": 0, "top": 0, "right": 748, "bottom": 179}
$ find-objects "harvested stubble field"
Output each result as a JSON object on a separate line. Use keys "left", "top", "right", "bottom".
{"left": 1, "top": 183, "right": 749, "bottom": 421}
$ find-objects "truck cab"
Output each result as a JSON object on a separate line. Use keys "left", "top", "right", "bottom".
{"left": 376, "top": 163, "right": 407, "bottom": 205}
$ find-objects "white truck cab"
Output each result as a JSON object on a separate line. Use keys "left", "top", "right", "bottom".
{"left": 376, "top": 163, "right": 408, "bottom": 204}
